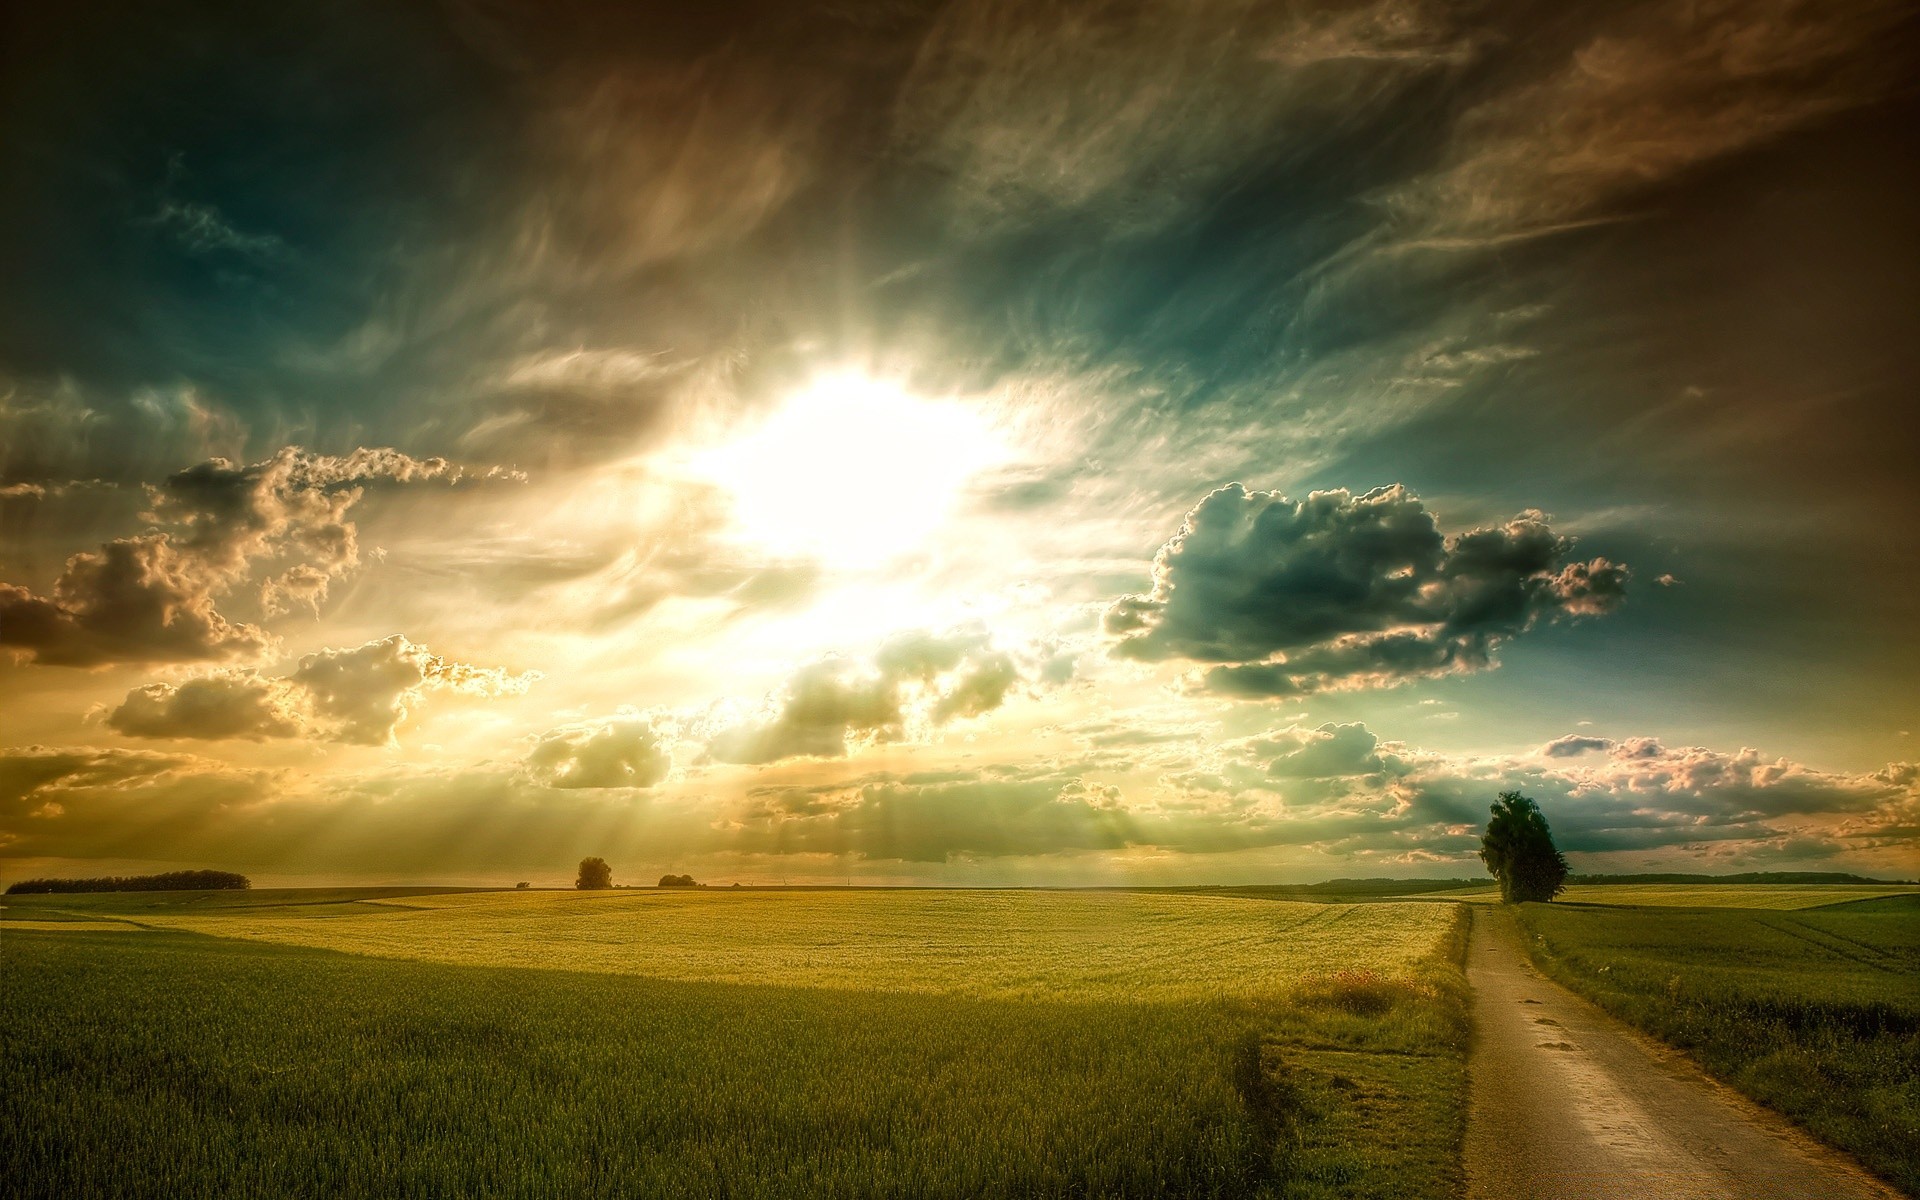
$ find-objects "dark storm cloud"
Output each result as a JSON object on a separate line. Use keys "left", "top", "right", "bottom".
{"left": 104, "top": 636, "right": 536, "bottom": 745}
{"left": 1107, "top": 483, "right": 1626, "bottom": 695}
{"left": 0, "top": 448, "right": 515, "bottom": 666}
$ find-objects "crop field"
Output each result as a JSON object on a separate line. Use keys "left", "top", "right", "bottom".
{"left": 1, "top": 890, "right": 1470, "bottom": 1200}
{"left": 1434, "top": 883, "right": 1915, "bottom": 909}
{"left": 36, "top": 889, "right": 1460, "bottom": 1002}
{"left": 1515, "top": 894, "right": 1920, "bottom": 1194}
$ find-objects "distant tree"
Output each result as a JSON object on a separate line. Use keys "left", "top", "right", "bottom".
{"left": 576, "top": 857, "right": 613, "bottom": 890}
{"left": 515, "top": 881, "right": 531, "bottom": 889}
{"left": 658, "top": 873, "right": 697, "bottom": 888}
{"left": 1479, "top": 792, "right": 1569, "bottom": 902}
{"left": 5, "top": 870, "right": 249, "bottom": 895}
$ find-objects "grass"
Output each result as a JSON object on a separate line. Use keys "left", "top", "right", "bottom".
{"left": 1433, "top": 882, "right": 1916, "bottom": 909}
{"left": 1, "top": 891, "right": 1470, "bottom": 1199}
{"left": 1513, "top": 894, "right": 1920, "bottom": 1194}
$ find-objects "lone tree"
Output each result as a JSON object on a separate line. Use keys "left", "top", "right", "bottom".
{"left": 1479, "top": 791, "right": 1569, "bottom": 902}
{"left": 576, "top": 857, "right": 613, "bottom": 890}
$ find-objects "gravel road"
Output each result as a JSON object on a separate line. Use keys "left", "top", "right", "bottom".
{"left": 1462, "top": 904, "right": 1901, "bottom": 1200}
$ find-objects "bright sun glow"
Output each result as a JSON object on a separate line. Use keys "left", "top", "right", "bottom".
{"left": 689, "top": 373, "right": 1008, "bottom": 567}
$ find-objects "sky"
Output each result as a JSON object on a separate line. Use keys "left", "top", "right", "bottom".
{"left": 2, "top": 0, "right": 1916, "bottom": 887}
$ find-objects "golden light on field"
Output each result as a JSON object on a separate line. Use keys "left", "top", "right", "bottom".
{"left": 689, "top": 372, "right": 1007, "bottom": 568}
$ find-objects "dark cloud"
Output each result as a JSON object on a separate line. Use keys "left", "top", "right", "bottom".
{"left": 1108, "top": 483, "right": 1627, "bottom": 696}
{"left": 1542, "top": 734, "right": 1612, "bottom": 757}
{"left": 105, "top": 635, "right": 535, "bottom": 745}
{"left": 1, "top": 447, "right": 515, "bottom": 667}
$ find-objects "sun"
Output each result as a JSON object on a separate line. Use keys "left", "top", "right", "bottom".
{"left": 688, "top": 373, "right": 1008, "bottom": 568}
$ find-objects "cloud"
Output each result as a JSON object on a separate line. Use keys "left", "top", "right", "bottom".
{"left": 1542, "top": 734, "right": 1613, "bottom": 757}
{"left": 705, "top": 658, "right": 908, "bottom": 766}
{"left": 146, "top": 199, "right": 284, "bottom": 258}
{"left": 105, "top": 635, "right": 536, "bottom": 746}
{"left": 0, "top": 536, "right": 276, "bottom": 667}
{"left": 1194, "top": 723, "right": 1912, "bottom": 862}
{"left": 1386, "top": 0, "right": 1911, "bottom": 244}
{"left": 894, "top": 0, "right": 1471, "bottom": 234}
{"left": 0, "top": 447, "right": 516, "bottom": 666}
{"left": 1262, "top": 722, "right": 1390, "bottom": 778}
{"left": 4, "top": 723, "right": 1911, "bottom": 876}
{"left": 106, "top": 670, "right": 305, "bottom": 741}
{"left": 705, "top": 629, "right": 1040, "bottom": 765}
{"left": 1107, "top": 483, "right": 1627, "bottom": 696}
{"left": 524, "top": 716, "right": 670, "bottom": 789}
{"left": 733, "top": 766, "right": 1134, "bottom": 862}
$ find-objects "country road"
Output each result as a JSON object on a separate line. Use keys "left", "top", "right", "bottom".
{"left": 1462, "top": 904, "right": 1902, "bottom": 1200}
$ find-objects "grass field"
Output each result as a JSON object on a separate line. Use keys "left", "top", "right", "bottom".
{"left": 30, "top": 889, "right": 1458, "bottom": 1003}
{"left": 1434, "top": 883, "right": 1915, "bottom": 909}
{"left": 1514, "top": 894, "right": 1920, "bottom": 1194}
{"left": 1, "top": 890, "right": 1470, "bottom": 1200}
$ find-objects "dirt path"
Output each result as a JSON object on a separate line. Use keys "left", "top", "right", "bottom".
{"left": 1462, "top": 904, "right": 1901, "bottom": 1200}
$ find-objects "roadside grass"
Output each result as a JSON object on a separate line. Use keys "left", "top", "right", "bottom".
{"left": 1433, "top": 883, "right": 1916, "bottom": 909}
{"left": 1, "top": 894, "right": 1470, "bottom": 1199}
{"left": 1514, "top": 896, "right": 1920, "bottom": 1195}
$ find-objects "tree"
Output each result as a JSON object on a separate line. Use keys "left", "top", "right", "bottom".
{"left": 1479, "top": 791, "right": 1569, "bottom": 902}
{"left": 658, "top": 873, "right": 697, "bottom": 888}
{"left": 576, "top": 857, "right": 613, "bottom": 890}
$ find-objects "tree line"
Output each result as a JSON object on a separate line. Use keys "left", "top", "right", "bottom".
{"left": 5, "top": 870, "right": 251, "bottom": 895}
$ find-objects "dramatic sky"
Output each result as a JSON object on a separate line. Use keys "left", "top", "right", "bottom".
{"left": 3, "top": 0, "right": 1916, "bottom": 886}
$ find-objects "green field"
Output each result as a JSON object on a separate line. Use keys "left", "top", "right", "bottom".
{"left": 57, "top": 889, "right": 1458, "bottom": 1002}
{"left": 1435, "top": 882, "right": 1916, "bottom": 909}
{"left": 1, "top": 890, "right": 1471, "bottom": 1200}
{"left": 1514, "top": 894, "right": 1920, "bottom": 1194}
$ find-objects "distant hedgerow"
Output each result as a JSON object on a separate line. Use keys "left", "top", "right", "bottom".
{"left": 4, "top": 870, "right": 250, "bottom": 895}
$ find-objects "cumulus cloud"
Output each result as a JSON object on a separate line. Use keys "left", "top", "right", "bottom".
{"left": 105, "top": 635, "right": 536, "bottom": 746}
{"left": 1180, "top": 722, "right": 1914, "bottom": 864}
{"left": 0, "top": 447, "right": 515, "bottom": 666}
{"left": 1107, "top": 483, "right": 1627, "bottom": 696}
{"left": 705, "top": 629, "right": 1043, "bottom": 765}
{"left": 525, "top": 716, "right": 671, "bottom": 790}
{"left": 106, "top": 670, "right": 305, "bottom": 741}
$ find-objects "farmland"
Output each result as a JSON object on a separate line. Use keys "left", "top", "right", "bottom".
{"left": 40, "top": 888, "right": 1458, "bottom": 1002}
{"left": 1514, "top": 893, "right": 1920, "bottom": 1194}
{"left": 1432, "top": 882, "right": 1915, "bottom": 909}
{"left": 1, "top": 890, "right": 1470, "bottom": 1200}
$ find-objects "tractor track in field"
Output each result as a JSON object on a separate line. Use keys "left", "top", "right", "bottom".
{"left": 1462, "top": 904, "right": 1902, "bottom": 1200}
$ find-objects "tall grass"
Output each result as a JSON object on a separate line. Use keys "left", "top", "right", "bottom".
{"left": 1514, "top": 896, "right": 1919, "bottom": 1194}
{"left": 2, "top": 894, "right": 1471, "bottom": 1199}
